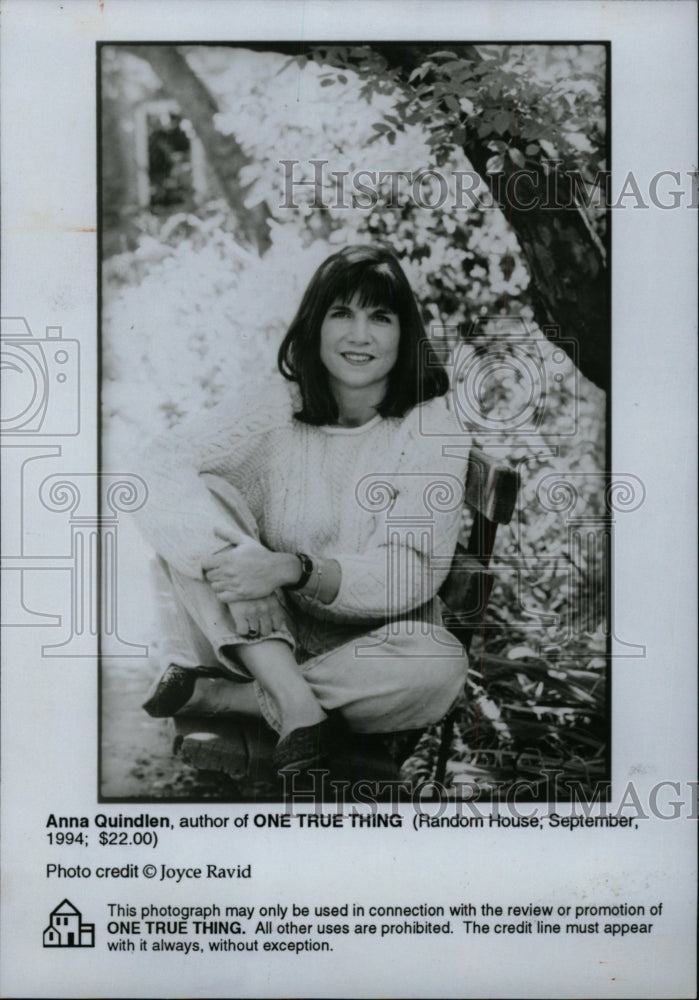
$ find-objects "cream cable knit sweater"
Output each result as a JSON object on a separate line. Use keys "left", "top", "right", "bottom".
{"left": 133, "top": 377, "right": 470, "bottom": 625}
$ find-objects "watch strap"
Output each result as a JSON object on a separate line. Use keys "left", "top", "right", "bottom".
{"left": 285, "top": 552, "right": 313, "bottom": 591}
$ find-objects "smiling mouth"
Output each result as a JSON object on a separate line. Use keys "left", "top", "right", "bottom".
{"left": 341, "top": 352, "right": 375, "bottom": 364}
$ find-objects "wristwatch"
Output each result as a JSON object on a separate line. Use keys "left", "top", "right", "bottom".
{"left": 284, "top": 552, "right": 313, "bottom": 591}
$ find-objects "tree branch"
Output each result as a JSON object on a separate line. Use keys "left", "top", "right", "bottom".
{"left": 121, "top": 44, "right": 271, "bottom": 254}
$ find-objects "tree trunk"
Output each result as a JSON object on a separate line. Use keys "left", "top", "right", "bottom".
{"left": 121, "top": 45, "right": 271, "bottom": 254}
{"left": 458, "top": 138, "right": 609, "bottom": 393}
{"left": 365, "top": 43, "right": 610, "bottom": 392}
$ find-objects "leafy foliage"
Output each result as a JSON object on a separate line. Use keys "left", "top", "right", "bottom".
{"left": 295, "top": 44, "right": 607, "bottom": 232}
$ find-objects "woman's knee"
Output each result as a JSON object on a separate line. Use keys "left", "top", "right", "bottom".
{"left": 401, "top": 645, "right": 467, "bottom": 708}
{"left": 368, "top": 619, "right": 467, "bottom": 663}
{"left": 303, "top": 621, "right": 468, "bottom": 732}
{"left": 200, "top": 473, "right": 260, "bottom": 538}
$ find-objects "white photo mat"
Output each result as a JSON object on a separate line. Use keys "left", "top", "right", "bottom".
{"left": 1, "top": 2, "right": 696, "bottom": 998}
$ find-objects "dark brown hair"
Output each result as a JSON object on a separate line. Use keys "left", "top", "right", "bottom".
{"left": 277, "top": 244, "right": 449, "bottom": 424}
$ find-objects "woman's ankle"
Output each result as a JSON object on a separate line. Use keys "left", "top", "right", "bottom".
{"left": 277, "top": 699, "right": 327, "bottom": 740}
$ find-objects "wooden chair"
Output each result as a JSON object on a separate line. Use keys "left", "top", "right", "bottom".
{"left": 168, "top": 448, "right": 519, "bottom": 791}
{"left": 434, "top": 448, "right": 519, "bottom": 783}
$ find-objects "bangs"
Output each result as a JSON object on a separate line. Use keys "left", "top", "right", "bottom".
{"left": 278, "top": 243, "right": 449, "bottom": 424}
{"left": 333, "top": 262, "right": 401, "bottom": 314}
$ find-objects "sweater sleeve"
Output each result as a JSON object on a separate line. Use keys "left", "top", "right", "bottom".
{"left": 131, "top": 378, "right": 294, "bottom": 579}
{"left": 313, "top": 396, "right": 470, "bottom": 622}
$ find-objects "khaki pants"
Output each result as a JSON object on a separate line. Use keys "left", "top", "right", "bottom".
{"left": 156, "top": 475, "right": 468, "bottom": 735}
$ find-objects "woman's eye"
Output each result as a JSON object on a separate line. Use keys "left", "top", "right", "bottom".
{"left": 372, "top": 312, "right": 393, "bottom": 324}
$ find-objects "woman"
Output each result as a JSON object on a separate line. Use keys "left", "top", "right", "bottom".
{"left": 135, "top": 244, "right": 470, "bottom": 777}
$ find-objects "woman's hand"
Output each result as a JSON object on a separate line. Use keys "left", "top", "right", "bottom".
{"left": 202, "top": 532, "right": 299, "bottom": 601}
{"left": 226, "top": 596, "right": 287, "bottom": 639}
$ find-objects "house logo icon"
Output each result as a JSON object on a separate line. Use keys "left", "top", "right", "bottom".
{"left": 43, "top": 899, "right": 95, "bottom": 948}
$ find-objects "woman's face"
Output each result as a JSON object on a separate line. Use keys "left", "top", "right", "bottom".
{"left": 319, "top": 293, "right": 401, "bottom": 396}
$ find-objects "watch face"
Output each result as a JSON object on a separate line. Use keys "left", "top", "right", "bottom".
{"left": 286, "top": 553, "right": 312, "bottom": 590}
{"left": 296, "top": 553, "right": 313, "bottom": 587}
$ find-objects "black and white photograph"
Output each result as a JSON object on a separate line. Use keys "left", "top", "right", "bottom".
{"left": 99, "top": 40, "right": 612, "bottom": 803}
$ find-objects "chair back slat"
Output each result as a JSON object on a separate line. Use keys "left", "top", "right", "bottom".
{"left": 438, "top": 448, "right": 519, "bottom": 642}
{"left": 464, "top": 448, "right": 519, "bottom": 525}
{"left": 434, "top": 449, "right": 520, "bottom": 782}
